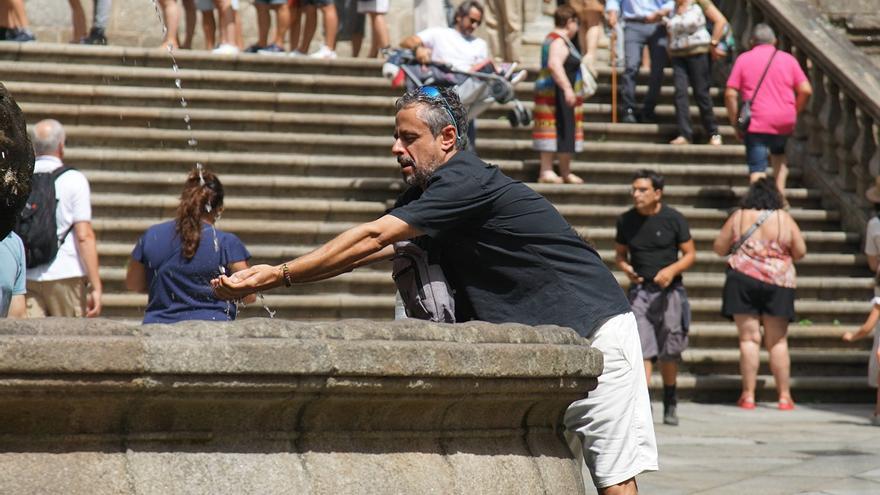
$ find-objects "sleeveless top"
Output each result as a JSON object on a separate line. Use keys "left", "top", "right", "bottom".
{"left": 667, "top": 1, "right": 712, "bottom": 57}
{"left": 727, "top": 209, "right": 797, "bottom": 288}
{"left": 532, "top": 31, "right": 584, "bottom": 152}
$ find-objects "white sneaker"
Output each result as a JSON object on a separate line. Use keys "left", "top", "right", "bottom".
{"left": 212, "top": 43, "right": 240, "bottom": 55}
{"left": 288, "top": 49, "right": 305, "bottom": 57}
{"left": 309, "top": 45, "right": 337, "bottom": 59}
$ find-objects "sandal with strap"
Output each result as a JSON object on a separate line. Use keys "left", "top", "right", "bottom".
{"left": 778, "top": 398, "right": 795, "bottom": 411}
{"left": 737, "top": 397, "right": 756, "bottom": 410}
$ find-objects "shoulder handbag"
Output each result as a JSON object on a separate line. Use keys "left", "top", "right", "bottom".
{"left": 729, "top": 209, "right": 775, "bottom": 255}
{"left": 737, "top": 49, "right": 778, "bottom": 133}
{"left": 561, "top": 35, "right": 597, "bottom": 99}
{"left": 391, "top": 240, "right": 456, "bottom": 323}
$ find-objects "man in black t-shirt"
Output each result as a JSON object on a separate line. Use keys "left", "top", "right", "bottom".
{"left": 213, "top": 86, "right": 658, "bottom": 493}
{"left": 615, "top": 169, "right": 695, "bottom": 427}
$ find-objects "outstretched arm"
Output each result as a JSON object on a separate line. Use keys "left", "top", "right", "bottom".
{"left": 212, "top": 215, "right": 420, "bottom": 299}
{"left": 843, "top": 304, "right": 880, "bottom": 342}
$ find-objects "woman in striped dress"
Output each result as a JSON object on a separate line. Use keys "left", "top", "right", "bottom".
{"left": 532, "top": 4, "right": 584, "bottom": 184}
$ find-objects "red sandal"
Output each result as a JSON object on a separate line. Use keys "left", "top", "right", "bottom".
{"left": 778, "top": 399, "right": 795, "bottom": 411}
{"left": 737, "top": 397, "right": 756, "bottom": 410}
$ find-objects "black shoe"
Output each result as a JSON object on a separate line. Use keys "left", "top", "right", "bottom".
{"left": 639, "top": 112, "right": 658, "bottom": 124}
{"left": 663, "top": 404, "right": 679, "bottom": 426}
{"left": 80, "top": 27, "right": 107, "bottom": 45}
{"left": 0, "top": 27, "right": 8, "bottom": 40}
{"left": 621, "top": 108, "right": 638, "bottom": 124}
{"left": 7, "top": 28, "right": 35, "bottom": 42}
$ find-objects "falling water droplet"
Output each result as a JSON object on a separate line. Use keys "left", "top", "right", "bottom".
{"left": 184, "top": 115, "right": 191, "bottom": 124}
{"left": 174, "top": 79, "right": 182, "bottom": 89}
{"left": 259, "top": 293, "right": 276, "bottom": 319}
{"left": 188, "top": 138, "right": 198, "bottom": 147}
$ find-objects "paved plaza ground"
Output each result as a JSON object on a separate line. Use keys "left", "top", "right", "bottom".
{"left": 638, "top": 402, "right": 880, "bottom": 494}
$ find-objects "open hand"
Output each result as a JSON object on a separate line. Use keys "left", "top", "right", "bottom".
{"left": 211, "top": 264, "right": 282, "bottom": 300}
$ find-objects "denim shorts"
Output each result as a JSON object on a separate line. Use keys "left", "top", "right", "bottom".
{"left": 745, "top": 132, "right": 789, "bottom": 174}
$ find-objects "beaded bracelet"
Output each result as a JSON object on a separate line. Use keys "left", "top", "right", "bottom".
{"left": 281, "top": 263, "right": 293, "bottom": 287}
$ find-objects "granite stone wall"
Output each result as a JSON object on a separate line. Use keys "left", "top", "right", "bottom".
{"left": 0, "top": 318, "right": 602, "bottom": 494}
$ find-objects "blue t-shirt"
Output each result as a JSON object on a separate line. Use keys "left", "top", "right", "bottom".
{"left": 0, "top": 232, "right": 27, "bottom": 318}
{"left": 132, "top": 221, "right": 251, "bottom": 324}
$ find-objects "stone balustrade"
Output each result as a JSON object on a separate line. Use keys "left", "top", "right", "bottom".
{"left": 720, "top": 0, "right": 880, "bottom": 235}
{"left": 0, "top": 318, "right": 602, "bottom": 494}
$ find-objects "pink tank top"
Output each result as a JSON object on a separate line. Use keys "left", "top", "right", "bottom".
{"left": 728, "top": 210, "right": 797, "bottom": 288}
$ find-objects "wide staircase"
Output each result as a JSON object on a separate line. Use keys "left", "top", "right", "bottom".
{"left": 0, "top": 25, "right": 874, "bottom": 403}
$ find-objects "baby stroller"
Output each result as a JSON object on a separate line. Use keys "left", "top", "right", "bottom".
{"left": 382, "top": 48, "right": 532, "bottom": 129}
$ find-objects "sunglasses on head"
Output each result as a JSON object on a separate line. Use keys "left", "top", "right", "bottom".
{"left": 418, "top": 86, "right": 462, "bottom": 144}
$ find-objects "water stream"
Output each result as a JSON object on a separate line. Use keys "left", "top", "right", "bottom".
{"left": 150, "top": 0, "right": 274, "bottom": 319}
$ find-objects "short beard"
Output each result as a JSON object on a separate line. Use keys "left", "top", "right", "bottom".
{"left": 400, "top": 156, "right": 440, "bottom": 189}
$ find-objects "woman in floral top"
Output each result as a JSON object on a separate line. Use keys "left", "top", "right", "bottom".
{"left": 713, "top": 178, "right": 806, "bottom": 411}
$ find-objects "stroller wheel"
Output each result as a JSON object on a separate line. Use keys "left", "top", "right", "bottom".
{"left": 507, "top": 101, "right": 532, "bottom": 127}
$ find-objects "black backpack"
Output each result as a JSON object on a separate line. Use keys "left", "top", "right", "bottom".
{"left": 15, "top": 166, "right": 75, "bottom": 268}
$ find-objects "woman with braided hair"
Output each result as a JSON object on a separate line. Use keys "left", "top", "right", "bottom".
{"left": 125, "top": 170, "right": 254, "bottom": 323}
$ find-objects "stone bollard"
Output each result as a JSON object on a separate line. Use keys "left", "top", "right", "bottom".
{"left": 0, "top": 318, "right": 603, "bottom": 494}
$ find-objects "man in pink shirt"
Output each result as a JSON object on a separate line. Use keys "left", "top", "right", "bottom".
{"left": 725, "top": 23, "right": 812, "bottom": 194}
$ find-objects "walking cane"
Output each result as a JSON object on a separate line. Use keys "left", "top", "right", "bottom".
{"left": 610, "top": 28, "right": 618, "bottom": 124}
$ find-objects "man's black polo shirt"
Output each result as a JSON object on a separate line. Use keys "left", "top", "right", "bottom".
{"left": 389, "top": 151, "right": 630, "bottom": 337}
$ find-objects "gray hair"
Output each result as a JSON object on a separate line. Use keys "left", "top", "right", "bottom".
{"left": 395, "top": 87, "right": 469, "bottom": 150}
{"left": 751, "top": 23, "right": 777, "bottom": 46}
{"left": 31, "top": 119, "right": 66, "bottom": 156}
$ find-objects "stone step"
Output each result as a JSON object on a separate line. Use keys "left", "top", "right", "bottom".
{"left": 65, "top": 149, "right": 800, "bottom": 187}
{"left": 0, "top": 42, "right": 682, "bottom": 84}
{"left": 680, "top": 348, "right": 871, "bottom": 377}
{"left": 18, "top": 102, "right": 740, "bottom": 144}
{"left": 648, "top": 374, "right": 874, "bottom": 403}
{"left": 96, "top": 291, "right": 873, "bottom": 325}
{"left": 6, "top": 78, "right": 732, "bottom": 125}
{"left": 88, "top": 192, "right": 840, "bottom": 231}
{"left": 88, "top": 217, "right": 859, "bottom": 255}
{"left": 94, "top": 234, "right": 868, "bottom": 277}
{"left": 81, "top": 170, "right": 818, "bottom": 210}
{"left": 686, "top": 323, "right": 873, "bottom": 349}
{"left": 57, "top": 125, "right": 749, "bottom": 164}
{"left": 0, "top": 42, "right": 384, "bottom": 77}
{"left": 96, "top": 264, "right": 873, "bottom": 302}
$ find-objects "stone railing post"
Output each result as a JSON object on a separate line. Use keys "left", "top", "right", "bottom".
{"left": 0, "top": 318, "right": 603, "bottom": 494}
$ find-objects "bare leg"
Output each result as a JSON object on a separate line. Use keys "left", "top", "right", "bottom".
{"left": 735, "top": 314, "right": 762, "bottom": 402}
{"left": 298, "top": 5, "right": 317, "bottom": 53}
{"left": 8, "top": 0, "right": 28, "bottom": 28}
{"left": 273, "top": 4, "right": 289, "bottom": 48}
{"left": 321, "top": 3, "right": 338, "bottom": 50}
{"left": 255, "top": 2, "right": 270, "bottom": 46}
{"left": 201, "top": 9, "right": 216, "bottom": 49}
{"left": 212, "top": 0, "right": 235, "bottom": 47}
{"left": 351, "top": 32, "right": 363, "bottom": 57}
{"left": 0, "top": 2, "right": 8, "bottom": 27}
{"left": 763, "top": 315, "right": 793, "bottom": 404}
{"left": 660, "top": 360, "right": 677, "bottom": 387}
{"left": 68, "top": 0, "right": 87, "bottom": 42}
{"left": 583, "top": 11, "right": 602, "bottom": 74}
{"left": 771, "top": 153, "right": 788, "bottom": 195}
{"left": 643, "top": 359, "right": 653, "bottom": 386}
{"left": 159, "top": 0, "right": 180, "bottom": 48}
{"left": 288, "top": 4, "right": 301, "bottom": 51}
{"left": 600, "top": 478, "right": 639, "bottom": 495}
{"left": 182, "top": 0, "right": 196, "bottom": 48}
{"left": 367, "top": 12, "right": 389, "bottom": 58}
{"left": 538, "top": 151, "right": 556, "bottom": 179}
{"left": 234, "top": 6, "right": 243, "bottom": 48}
{"left": 556, "top": 152, "right": 573, "bottom": 177}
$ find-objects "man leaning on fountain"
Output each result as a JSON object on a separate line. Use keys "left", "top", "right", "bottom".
{"left": 213, "top": 85, "right": 658, "bottom": 494}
